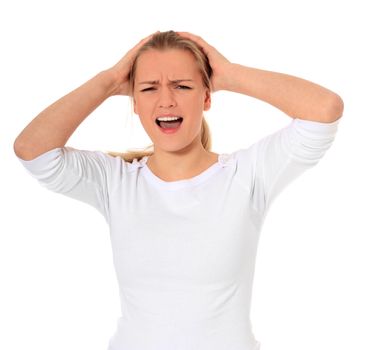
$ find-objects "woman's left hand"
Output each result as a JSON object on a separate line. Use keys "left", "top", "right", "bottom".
{"left": 176, "top": 31, "right": 233, "bottom": 92}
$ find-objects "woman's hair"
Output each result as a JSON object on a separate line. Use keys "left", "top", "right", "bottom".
{"left": 107, "top": 30, "right": 213, "bottom": 163}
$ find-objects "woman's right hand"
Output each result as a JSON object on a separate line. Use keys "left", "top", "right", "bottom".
{"left": 107, "top": 31, "right": 159, "bottom": 96}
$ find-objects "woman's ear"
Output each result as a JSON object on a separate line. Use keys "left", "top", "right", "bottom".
{"left": 203, "top": 89, "right": 211, "bottom": 111}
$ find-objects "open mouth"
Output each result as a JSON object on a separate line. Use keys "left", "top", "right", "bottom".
{"left": 155, "top": 117, "right": 183, "bottom": 129}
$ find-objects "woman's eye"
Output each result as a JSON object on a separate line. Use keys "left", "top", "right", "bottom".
{"left": 140, "top": 85, "right": 191, "bottom": 92}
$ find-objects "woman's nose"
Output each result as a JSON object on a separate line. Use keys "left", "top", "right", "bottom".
{"left": 158, "top": 88, "right": 177, "bottom": 108}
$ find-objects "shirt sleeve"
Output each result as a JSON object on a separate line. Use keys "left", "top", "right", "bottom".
{"left": 16, "top": 146, "right": 118, "bottom": 223}
{"left": 235, "top": 117, "right": 341, "bottom": 216}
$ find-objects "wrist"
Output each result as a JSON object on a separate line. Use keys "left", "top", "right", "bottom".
{"left": 97, "top": 69, "right": 123, "bottom": 97}
{"left": 222, "top": 63, "right": 243, "bottom": 92}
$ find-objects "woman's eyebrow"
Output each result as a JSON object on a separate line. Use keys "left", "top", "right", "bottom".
{"left": 138, "top": 79, "right": 194, "bottom": 85}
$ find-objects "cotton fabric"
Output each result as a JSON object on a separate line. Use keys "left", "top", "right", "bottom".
{"left": 17, "top": 117, "right": 340, "bottom": 350}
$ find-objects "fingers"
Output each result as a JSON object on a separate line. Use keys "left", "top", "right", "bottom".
{"left": 120, "top": 31, "right": 160, "bottom": 65}
{"left": 176, "top": 31, "right": 211, "bottom": 47}
{"left": 176, "top": 31, "right": 213, "bottom": 57}
{"left": 140, "top": 30, "right": 160, "bottom": 43}
{"left": 176, "top": 31, "right": 201, "bottom": 40}
{"left": 131, "top": 31, "right": 160, "bottom": 52}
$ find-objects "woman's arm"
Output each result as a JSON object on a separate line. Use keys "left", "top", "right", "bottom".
{"left": 223, "top": 64, "right": 344, "bottom": 123}
{"left": 176, "top": 32, "right": 344, "bottom": 123}
{"left": 14, "top": 32, "right": 157, "bottom": 161}
{"left": 14, "top": 70, "right": 118, "bottom": 161}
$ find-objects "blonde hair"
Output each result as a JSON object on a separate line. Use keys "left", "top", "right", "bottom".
{"left": 107, "top": 30, "right": 213, "bottom": 163}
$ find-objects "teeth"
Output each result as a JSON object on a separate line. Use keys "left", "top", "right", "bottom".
{"left": 156, "top": 116, "right": 182, "bottom": 121}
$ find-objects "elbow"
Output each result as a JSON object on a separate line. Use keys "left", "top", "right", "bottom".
{"left": 13, "top": 141, "right": 31, "bottom": 160}
{"left": 13, "top": 137, "right": 35, "bottom": 161}
{"left": 13, "top": 137, "right": 24, "bottom": 158}
{"left": 324, "top": 93, "right": 344, "bottom": 122}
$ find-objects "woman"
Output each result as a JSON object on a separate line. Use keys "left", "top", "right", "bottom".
{"left": 14, "top": 30, "right": 343, "bottom": 350}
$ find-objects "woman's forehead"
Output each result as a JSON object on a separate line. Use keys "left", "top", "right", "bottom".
{"left": 138, "top": 48, "right": 195, "bottom": 62}
{"left": 135, "top": 49, "right": 200, "bottom": 79}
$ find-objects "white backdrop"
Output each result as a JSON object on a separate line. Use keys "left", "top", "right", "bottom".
{"left": 1, "top": 0, "right": 371, "bottom": 349}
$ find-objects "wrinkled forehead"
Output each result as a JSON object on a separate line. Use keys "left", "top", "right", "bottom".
{"left": 134, "top": 49, "right": 201, "bottom": 84}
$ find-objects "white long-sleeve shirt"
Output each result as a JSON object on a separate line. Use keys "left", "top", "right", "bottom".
{"left": 17, "top": 117, "right": 340, "bottom": 350}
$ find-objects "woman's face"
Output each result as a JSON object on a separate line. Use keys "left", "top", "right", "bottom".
{"left": 133, "top": 48, "right": 211, "bottom": 153}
